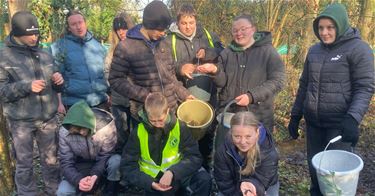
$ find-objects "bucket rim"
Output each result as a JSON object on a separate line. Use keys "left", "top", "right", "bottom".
{"left": 312, "top": 150, "right": 364, "bottom": 176}
{"left": 177, "top": 99, "right": 214, "bottom": 128}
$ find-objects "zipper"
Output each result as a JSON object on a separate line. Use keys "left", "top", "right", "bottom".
{"left": 85, "top": 137, "right": 92, "bottom": 160}
{"left": 152, "top": 47, "right": 165, "bottom": 94}
{"left": 225, "top": 150, "right": 243, "bottom": 181}
{"left": 29, "top": 51, "right": 44, "bottom": 116}
{"left": 317, "top": 50, "right": 328, "bottom": 122}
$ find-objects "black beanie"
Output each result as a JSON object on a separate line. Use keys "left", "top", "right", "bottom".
{"left": 113, "top": 17, "right": 128, "bottom": 31}
{"left": 142, "top": 1, "right": 172, "bottom": 30}
{"left": 11, "top": 11, "right": 39, "bottom": 36}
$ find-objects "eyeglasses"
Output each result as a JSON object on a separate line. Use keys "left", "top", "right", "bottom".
{"left": 232, "top": 26, "right": 253, "bottom": 35}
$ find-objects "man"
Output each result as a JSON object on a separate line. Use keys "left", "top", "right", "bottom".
{"left": 49, "top": 10, "right": 109, "bottom": 112}
{"left": 109, "top": 0, "right": 192, "bottom": 123}
{"left": 121, "top": 92, "right": 211, "bottom": 195}
{"left": 166, "top": 4, "right": 224, "bottom": 170}
{"left": 57, "top": 100, "right": 120, "bottom": 196}
{"left": 0, "top": 11, "right": 63, "bottom": 195}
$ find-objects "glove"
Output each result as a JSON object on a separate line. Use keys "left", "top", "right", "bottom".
{"left": 288, "top": 115, "right": 302, "bottom": 139}
{"left": 341, "top": 114, "right": 359, "bottom": 146}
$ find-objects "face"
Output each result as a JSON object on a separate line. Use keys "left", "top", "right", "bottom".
{"left": 318, "top": 18, "right": 336, "bottom": 44}
{"left": 16, "top": 34, "right": 39, "bottom": 46}
{"left": 69, "top": 125, "right": 90, "bottom": 137}
{"left": 232, "top": 18, "right": 256, "bottom": 47}
{"left": 148, "top": 110, "right": 169, "bottom": 128}
{"left": 147, "top": 29, "right": 167, "bottom": 41}
{"left": 177, "top": 15, "right": 196, "bottom": 37}
{"left": 67, "top": 14, "right": 87, "bottom": 38}
{"left": 231, "top": 125, "right": 259, "bottom": 153}
{"left": 116, "top": 29, "right": 127, "bottom": 41}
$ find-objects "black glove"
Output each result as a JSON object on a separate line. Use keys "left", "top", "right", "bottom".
{"left": 288, "top": 115, "right": 302, "bottom": 139}
{"left": 341, "top": 114, "right": 359, "bottom": 146}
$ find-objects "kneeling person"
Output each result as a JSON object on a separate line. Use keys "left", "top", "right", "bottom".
{"left": 121, "top": 92, "right": 211, "bottom": 195}
{"left": 57, "top": 100, "right": 120, "bottom": 195}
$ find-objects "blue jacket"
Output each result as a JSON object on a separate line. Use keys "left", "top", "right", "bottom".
{"left": 49, "top": 31, "right": 108, "bottom": 106}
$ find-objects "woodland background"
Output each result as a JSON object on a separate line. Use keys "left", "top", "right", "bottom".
{"left": 0, "top": 0, "right": 374, "bottom": 195}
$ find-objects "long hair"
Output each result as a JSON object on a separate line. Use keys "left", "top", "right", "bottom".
{"left": 230, "top": 111, "right": 260, "bottom": 175}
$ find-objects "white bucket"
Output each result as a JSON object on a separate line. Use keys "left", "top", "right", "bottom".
{"left": 312, "top": 150, "right": 363, "bottom": 196}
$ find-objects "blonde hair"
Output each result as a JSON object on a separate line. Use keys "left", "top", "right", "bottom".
{"left": 145, "top": 92, "right": 169, "bottom": 117}
{"left": 230, "top": 111, "right": 260, "bottom": 175}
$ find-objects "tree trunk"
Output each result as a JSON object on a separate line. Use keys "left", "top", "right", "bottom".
{"left": 357, "top": 0, "right": 374, "bottom": 42}
{"left": 0, "top": 105, "right": 14, "bottom": 195}
{"left": 8, "top": 0, "right": 29, "bottom": 23}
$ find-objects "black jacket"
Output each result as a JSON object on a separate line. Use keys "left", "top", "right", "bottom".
{"left": 213, "top": 32, "right": 285, "bottom": 130}
{"left": 120, "top": 112, "right": 202, "bottom": 191}
{"left": 291, "top": 28, "right": 374, "bottom": 125}
{"left": 214, "top": 126, "right": 279, "bottom": 196}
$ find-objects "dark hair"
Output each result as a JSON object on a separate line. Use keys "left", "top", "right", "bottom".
{"left": 177, "top": 3, "right": 196, "bottom": 22}
{"left": 233, "top": 14, "right": 257, "bottom": 29}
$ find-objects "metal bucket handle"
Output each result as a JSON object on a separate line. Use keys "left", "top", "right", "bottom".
{"left": 220, "top": 99, "right": 237, "bottom": 125}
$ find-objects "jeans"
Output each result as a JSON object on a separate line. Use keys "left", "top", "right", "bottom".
{"left": 111, "top": 105, "right": 130, "bottom": 153}
{"left": 8, "top": 116, "right": 60, "bottom": 196}
{"left": 56, "top": 154, "right": 121, "bottom": 195}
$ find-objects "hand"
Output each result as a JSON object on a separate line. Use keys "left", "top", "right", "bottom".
{"left": 196, "top": 49, "right": 206, "bottom": 59}
{"left": 196, "top": 63, "right": 217, "bottom": 74}
{"left": 57, "top": 102, "right": 66, "bottom": 114}
{"left": 51, "top": 72, "right": 64, "bottom": 85}
{"left": 186, "top": 94, "right": 195, "bottom": 100}
{"left": 341, "top": 114, "right": 359, "bottom": 146}
{"left": 31, "top": 80, "right": 46, "bottom": 93}
{"left": 235, "top": 94, "right": 251, "bottom": 106}
{"left": 87, "top": 175, "right": 98, "bottom": 191}
{"left": 159, "top": 170, "right": 173, "bottom": 188}
{"left": 288, "top": 116, "right": 301, "bottom": 140}
{"left": 180, "top": 63, "right": 196, "bottom": 79}
{"left": 151, "top": 182, "right": 172, "bottom": 192}
{"left": 79, "top": 176, "right": 92, "bottom": 192}
{"left": 240, "top": 181, "right": 257, "bottom": 196}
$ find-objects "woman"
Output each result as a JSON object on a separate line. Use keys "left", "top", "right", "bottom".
{"left": 288, "top": 3, "right": 374, "bottom": 195}
{"left": 196, "top": 14, "right": 285, "bottom": 148}
{"left": 214, "top": 111, "right": 279, "bottom": 196}
{"left": 105, "top": 12, "right": 134, "bottom": 153}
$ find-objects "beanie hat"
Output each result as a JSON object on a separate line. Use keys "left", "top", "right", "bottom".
{"left": 113, "top": 16, "right": 128, "bottom": 31}
{"left": 11, "top": 11, "right": 39, "bottom": 36}
{"left": 142, "top": 1, "right": 172, "bottom": 30}
{"left": 62, "top": 100, "right": 96, "bottom": 132}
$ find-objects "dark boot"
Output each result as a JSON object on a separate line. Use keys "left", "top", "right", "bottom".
{"left": 103, "top": 180, "right": 119, "bottom": 196}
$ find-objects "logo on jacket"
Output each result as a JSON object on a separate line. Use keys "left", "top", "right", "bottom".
{"left": 331, "top": 55, "right": 342, "bottom": 61}
{"left": 170, "top": 137, "right": 178, "bottom": 148}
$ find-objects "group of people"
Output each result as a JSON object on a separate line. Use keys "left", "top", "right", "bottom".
{"left": 0, "top": 1, "right": 373, "bottom": 196}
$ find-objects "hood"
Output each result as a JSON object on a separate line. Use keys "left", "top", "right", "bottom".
{"left": 313, "top": 3, "right": 350, "bottom": 44}
{"left": 5, "top": 35, "right": 40, "bottom": 51}
{"left": 168, "top": 22, "right": 201, "bottom": 41}
{"left": 62, "top": 100, "right": 96, "bottom": 133}
{"left": 65, "top": 30, "right": 94, "bottom": 44}
{"left": 127, "top": 24, "right": 161, "bottom": 49}
{"left": 229, "top": 31, "right": 272, "bottom": 52}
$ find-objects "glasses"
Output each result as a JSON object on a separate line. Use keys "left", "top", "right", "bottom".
{"left": 232, "top": 26, "right": 252, "bottom": 35}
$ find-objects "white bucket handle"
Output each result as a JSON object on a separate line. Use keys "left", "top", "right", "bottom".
{"left": 318, "top": 135, "right": 342, "bottom": 172}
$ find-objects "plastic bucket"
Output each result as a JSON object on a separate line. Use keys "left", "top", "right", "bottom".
{"left": 312, "top": 150, "right": 363, "bottom": 196}
{"left": 177, "top": 100, "right": 214, "bottom": 140}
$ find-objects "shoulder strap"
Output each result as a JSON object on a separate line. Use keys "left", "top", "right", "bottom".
{"left": 203, "top": 28, "right": 214, "bottom": 48}
{"left": 171, "top": 34, "right": 177, "bottom": 62}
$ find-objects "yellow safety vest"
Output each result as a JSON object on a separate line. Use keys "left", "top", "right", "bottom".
{"left": 137, "top": 121, "right": 181, "bottom": 178}
{"left": 172, "top": 28, "right": 214, "bottom": 62}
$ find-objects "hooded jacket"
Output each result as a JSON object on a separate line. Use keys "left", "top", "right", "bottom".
{"left": 49, "top": 31, "right": 109, "bottom": 107}
{"left": 120, "top": 110, "right": 202, "bottom": 191}
{"left": 214, "top": 125, "right": 279, "bottom": 196}
{"left": 291, "top": 3, "right": 374, "bottom": 125}
{"left": 58, "top": 101, "right": 117, "bottom": 186}
{"left": 108, "top": 24, "right": 190, "bottom": 117}
{"left": 213, "top": 32, "right": 285, "bottom": 131}
{"left": 0, "top": 35, "right": 61, "bottom": 122}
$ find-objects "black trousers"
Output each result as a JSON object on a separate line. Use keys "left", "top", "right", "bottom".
{"left": 305, "top": 122, "right": 352, "bottom": 196}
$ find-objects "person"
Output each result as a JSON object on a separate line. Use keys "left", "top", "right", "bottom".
{"left": 49, "top": 10, "right": 109, "bottom": 112}
{"left": 121, "top": 92, "right": 211, "bottom": 195}
{"left": 108, "top": 0, "right": 192, "bottom": 123}
{"left": 197, "top": 14, "right": 285, "bottom": 147}
{"left": 0, "top": 11, "right": 63, "bottom": 195}
{"left": 214, "top": 111, "right": 279, "bottom": 196}
{"left": 56, "top": 100, "right": 120, "bottom": 196}
{"left": 166, "top": 3, "right": 224, "bottom": 170}
{"left": 104, "top": 12, "right": 134, "bottom": 154}
{"left": 288, "top": 3, "right": 374, "bottom": 196}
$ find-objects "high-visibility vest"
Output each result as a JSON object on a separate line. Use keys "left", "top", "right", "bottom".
{"left": 171, "top": 28, "right": 214, "bottom": 62}
{"left": 137, "top": 121, "right": 181, "bottom": 178}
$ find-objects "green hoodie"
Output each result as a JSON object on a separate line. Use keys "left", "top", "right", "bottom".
{"left": 313, "top": 3, "right": 350, "bottom": 43}
{"left": 62, "top": 100, "right": 96, "bottom": 132}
